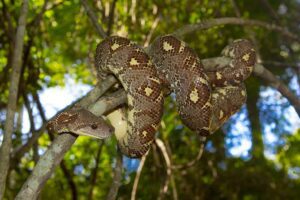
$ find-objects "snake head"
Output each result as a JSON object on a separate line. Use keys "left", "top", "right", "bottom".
{"left": 47, "top": 109, "right": 114, "bottom": 139}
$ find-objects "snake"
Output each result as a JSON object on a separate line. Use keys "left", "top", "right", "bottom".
{"left": 148, "top": 35, "right": 255, "bottom": 136}
{"left": 47, "top": 108, "right": 114, "bottom": 139}
{"left": 47, "top": 35, "right": 256, "bottom": 158}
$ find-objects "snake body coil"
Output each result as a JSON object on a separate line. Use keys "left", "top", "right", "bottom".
{"left": 48, "top": 35, "right": 256, "bottom": 159}
{"left": 148, "top": 35, "right": 255, "bottom": 136}
{"left": 95, "top": 36, "right": 164, "bottom": 158}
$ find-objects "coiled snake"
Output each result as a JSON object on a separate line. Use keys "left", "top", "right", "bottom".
{"left": 47, "top": 35, "right": 256, "bottom": 158}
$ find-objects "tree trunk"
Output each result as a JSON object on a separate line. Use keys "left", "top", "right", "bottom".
{"left": 0, "top": 0, "right": 29, "bottom": 198}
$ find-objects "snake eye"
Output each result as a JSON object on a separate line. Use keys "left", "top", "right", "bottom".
{"left": 91, "top": 124, "right": 98, "bottom": 129}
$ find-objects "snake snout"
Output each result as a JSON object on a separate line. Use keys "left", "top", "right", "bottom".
{"left": 46, "top": 121, "right": 55, "bottom": 133}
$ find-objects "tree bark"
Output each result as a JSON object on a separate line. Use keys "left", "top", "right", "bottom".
{"left": 106, "top": 150, "right": 123, "bottom": 200}
{"left": 0, "top": 0, "right": 29, "bottom": 198}
{"left": 15, "top": 78, "right": 121, "bottom": 199}
{"left": 173, "top": 17, "right": 300, "bottom": 42}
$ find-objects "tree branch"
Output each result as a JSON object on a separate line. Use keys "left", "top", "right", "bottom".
{"left": 172, "top": 141, "right": 205, "bottom": 170}
{"left": 15, "top": 76, "right": 119, "bottom": 199}
{"left": 60, "top": 161, "right": 78, "bottom": 200}
{"left": 81, "top": 0, "right": 107, "bottom": 38}
{"left": 11, "top": 76, "right": 117, "bottom": 165}
{"left": 254, "top": 64, "right": 300, "bottom": 116}
{"left": 106, "top": 0, "right": 117, "bottom": 36}
{"left": 0, "top": 0, "right": 29, "bottom": 198}
{"left": 106, "top": 150, "right": 123, "bottom": 200}
{"left": 155, "top": 138, "right": 173, "bottom": 200}
{"left": 131, "top": 153, "right": 148, "bottom": 200}
{"left": 88, "top": 141, "right": 103, "bottom": 200}
{"left": 173, "top": 17, "right": 300, "bottom": 43}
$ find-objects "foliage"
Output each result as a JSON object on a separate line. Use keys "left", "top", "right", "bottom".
{"left": 0, "top": 0, "right": 300, "bottom": 199}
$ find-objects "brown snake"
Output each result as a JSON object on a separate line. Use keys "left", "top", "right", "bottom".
{"left": 47, "top": 35, "right": 256, "bottom": 158}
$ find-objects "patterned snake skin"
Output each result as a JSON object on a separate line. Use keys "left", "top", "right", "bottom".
{"left": 95, "top": 37, "right": 164, "bottom": 158}
{"left": 48, "top": 35, "right": 256, "bottom": 158}
{"left": 148, "top": 35, "right": 255, "bottom": 136}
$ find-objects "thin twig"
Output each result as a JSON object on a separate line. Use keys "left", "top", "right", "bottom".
{"left": 172, "top": 142, "right": 205, "bottom": 170}
{"left": 88, "top": 141, "right": 104, "bottom": 200}
{"left": 155, "top": 138, "right": 172, "bottom": 200}
{"left": 81, "top": 0, "right": 107, "bottom": 38}
{"left": 106, "top": 150, "right": 123, "bottom": 200}
{"left": 131, "top": 153, "right": 148, "bottom": 200}
{"left": 143, "top": 15, "right": 161, "bottom": 47}
{"left": 173, "top": 17, "right": 300, "bottom": 43}
{"left": 106, "top": 0, "right": 117, "bottom": 36}
{"left": 230, "top": 0, "right": 241, "bottom": 17}
{"left": 260, "top": 60, "right": 300, "bottom": 69}
{"left": 60, "top": 161, "right": 78, "bottom": 200}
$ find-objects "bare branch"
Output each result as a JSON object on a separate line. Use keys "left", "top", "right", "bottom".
{"left": 172, "top": 141, "right": 205, "bottom": 170}
{"left": 173, "top": 17, "right": 300, "bottom": 43}
{"left": 15, "top": 133, "right": 78, "bottom": 200}
{"left": 81, "top": 0, "right": 107, "bottom": 38}
{"left": 254, "top": 64, "right": 300, "bottom": 116}
{"left": 143, "top": 15, "right": 161, "bottom": 47}
{"left": 230, "top": 0, "right": 241, "bottom": 17}
{"left": 259, "top": 0, "right": 280, "bottom": 22}
{"left": 15, "top": 76, "right": 119, "bottom": 199}
{"left": 155, "top": 138, "right": 172, "bottom": 200}
{"left": 106, "top": 150, "right": 123, "bottom": 200}
{"left": 131, "top": 153, "right": 148, "bottom": 200}
{"left": 0, "top": 0, "right": 29, "bottom": 198}
{"left": 88, "top": 141, "right": 104, "bottom": 200}
{"left": 260, "top": 60, "right": 300, "bottom": 69}
{"left": 60, "top": 161, "right": 78, "bottom": 200}
{"left": 11, "top": 76, "right": 117, "bottom": 164}
{"left": 106, "top": 0, "right": 117, "bottom": 36}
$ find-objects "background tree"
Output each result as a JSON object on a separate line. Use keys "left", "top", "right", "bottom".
{"left": 0, "top": 0, "right": 299, "bottom": 199}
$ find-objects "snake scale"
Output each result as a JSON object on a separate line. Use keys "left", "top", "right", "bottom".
{"left": 48, "top": 35, "right": 256, "bottom": 158}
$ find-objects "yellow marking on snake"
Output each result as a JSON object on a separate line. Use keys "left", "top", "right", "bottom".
{"left": 216, "top": 72, "right": 222, "bottom": 80}
{"left": 147, "top": 59, "right": 152, "bottom": 66}
{"left": 191, "top": 62, "right": 197, "bottom": 68}
{"left": 212, "top": 93, "right": 219, "bottom": 99}
{"left": 142, "top": 130, "right": 148, "bottom": 137}
{"left": 204, "top": 101, "right": 212, "bottom": 107}
{"left": 241, "top": 90, "right": 246, "bottom": 96}
{"left": 163, "top": 42, "right": 174, "bottom": 51}
{"left": 219, "top": 110, "right": 224, "bottom": 119}
{"left": 149, "top": 77, "right": 160, "bottom": 83}
{"left": 127, "top": 95, "right": 134, "bottom": 106}
{"left": 242, "top": 53, "right": 250, "bottom": 61}
{"left": 189, "top": 88, "right": 199, "bottom": 103}
{"left": 155, "top": 92, "right": 163, "bottom": 102}
{"left": 197, "top": 77, "right": 208, "bottom": 85}
{"left": 111, "top": 43, "right": 120, "bottom": 51}
{"left": 130, "top": 58, "right": 139, "bottom": 66}
{"left": 219, "top": 89, "right": 226, "bottom": 95}
{"left": 179, "top": 41, "right": 185, "bottom": 52}
{"left": 144, "top": 87, "right": 153, "bottom": 96}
